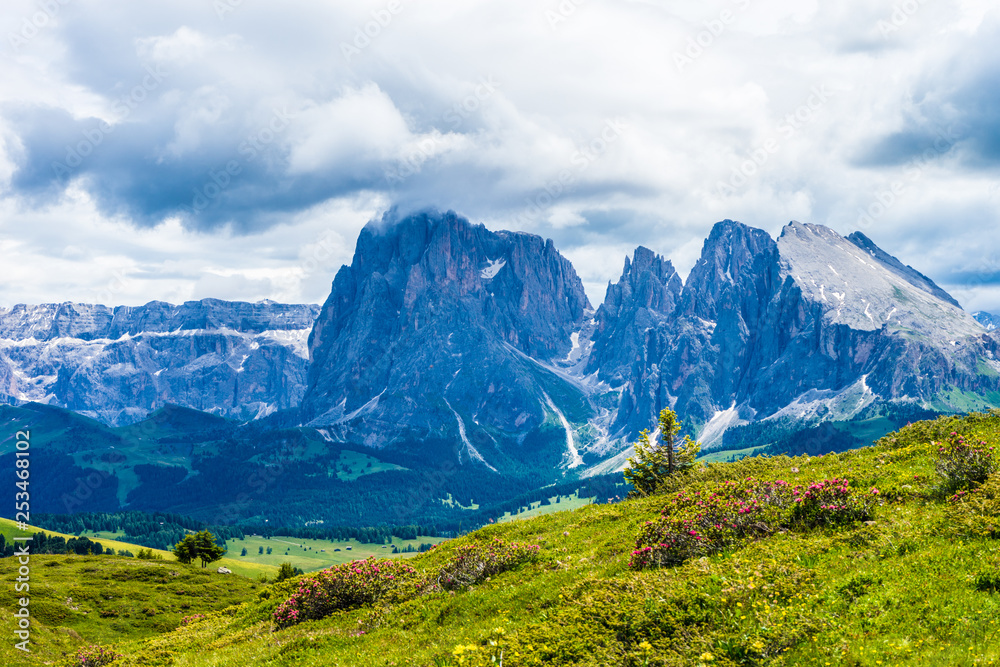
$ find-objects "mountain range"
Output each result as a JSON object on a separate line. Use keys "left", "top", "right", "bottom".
{"left": 0, "top": 299, "right": 318, "bottom": 424}
{"left": 2, "top": 209, "right": 998, "bottom": 526}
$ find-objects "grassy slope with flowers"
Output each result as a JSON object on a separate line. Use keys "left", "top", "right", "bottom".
{"left": 9, "top": 411, "right": 1000, "bottom": 666}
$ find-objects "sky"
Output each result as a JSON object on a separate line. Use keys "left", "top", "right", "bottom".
{"left": 0, "top": 0, "right": 998, "bottom": 312}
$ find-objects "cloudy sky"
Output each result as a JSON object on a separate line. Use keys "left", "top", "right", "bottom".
{"left": 1, "top": 0, "right": 998, "bottom": 312}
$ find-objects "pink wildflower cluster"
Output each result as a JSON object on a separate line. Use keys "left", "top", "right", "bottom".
{"left": 789, "top": 478, "right": 879, "bottom": 528}
{"left": 73, "top": 645, "right": 122, "bottom": 667}
{"left": 273, "top": 557, "right": 418, "bottom": 628}
{"left": 631, "top": 477, "right": 793, "bottom": 569}
{"left": 437, "top": 538, "right": 541, "bottom": 590}
{"left": 948, "top": 489, "right": 969, "bottom": 503}
{"left": 180, "top": 613, "right": 207, "bottom": 626}
{"left": 631, "top": 476, "right": 879, "bottom": 570}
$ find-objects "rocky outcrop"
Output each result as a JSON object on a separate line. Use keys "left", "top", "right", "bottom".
{"left": 302, "top": 209, "right": 594, "bottom": 469}
{"left": 0, "top": 299, "right": 319, "bottom": 425}
{"left": 595, "top": 220, "right": 1000, "bottom": 448}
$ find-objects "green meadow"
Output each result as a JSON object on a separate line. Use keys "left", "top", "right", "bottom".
{"left": 4, "top": 411, "right": 1000, "bottom": 665}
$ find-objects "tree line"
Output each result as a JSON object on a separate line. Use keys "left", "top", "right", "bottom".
{"left": 29, "top": 510, "right": 244, "bottom": 551}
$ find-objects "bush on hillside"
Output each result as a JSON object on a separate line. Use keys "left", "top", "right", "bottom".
{"left": 72, "top": 645, "right": 122, "bottom": 667}
{"left": 788, "top": 478, "right": 879, "bottom": 528}
{"left": 276, "top": 562, "right": 304, "bottom": 582}
{"left": 935, "top": 432, "right": 995, "bottom": 494}
{"left": 273, "top": 558, "right": 418, "bottom": 628}
{"left": 437, "top": 538, "right": 541, "bottom": 590}
{"left": 631, "top": 476, "right": 880, "bottom": 570}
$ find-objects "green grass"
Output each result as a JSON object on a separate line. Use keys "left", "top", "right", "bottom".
{"left": 225, "top": 534, "right": 446, "bottom": 571}
{"left": 81, "top": 530, "right": 128, "bottom": 541}
{"left": 0, "top": 518, "right": 276, "bottom": 580}
{"left": 331, "top": 449, "right": 407, "bottom": 481}
{"left": 440, "top": 493, "right": 479, "bottom": 510}
{"left": 699, "top": 445, "right": 762, "bottom": 462}
{"left": 0, "top": 553, "right": 262, "bottom": 666}
{"left": 497, "top": 490, "right": 594, "bottom": 522}
{"left": 8, "top": 410, "right": 1000, "bottom": 666}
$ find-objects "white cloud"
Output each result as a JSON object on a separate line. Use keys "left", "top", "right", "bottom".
{"left": 0, "top": 0, "right": 997, "bottom": 311}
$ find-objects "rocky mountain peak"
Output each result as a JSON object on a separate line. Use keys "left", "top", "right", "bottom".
{"left": 587, "top": 246, "right": 682, "bottom": 385}
{"left": 302, "top": 209, "right": 593, "bottom": 459}
{"left": 777, "top": 220, "right": 979, "bottom": 338}
{"left": 680, "top": 219, "right": 780, "bottom": 321}
{"left": 975, "top": 312, "right": 999, "bottom": 331}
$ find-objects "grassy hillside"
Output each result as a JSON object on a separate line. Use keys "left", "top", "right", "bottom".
{"left": 0, "top": 553, "right": 262, "bottom": 666}
{"left": 225, "top": 534, "right": 446, "bottom": 571}
{"left": 0, "top": 518, "right": 276, "bottom": 580}
{"left": 6, "top": 410, "right": 1000, "bottom": 666}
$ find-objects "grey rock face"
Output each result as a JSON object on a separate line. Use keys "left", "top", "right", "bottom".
{"left": 975, "top": 312, "right": 1000, "bottom": 331}
{"left": 596, "top": 219, "right": 1000, "bottom": 448}
{"left": 846, "top": 231, "right": 961, "bottom": 308}
{"left": 303, "top": 209, "right": 593, "bottom": 466}
{"left": 0, "top": 299, "right": 319, "bottom": 425}
{"left": 587, "top": 246, "right": 682, "bottom": 387}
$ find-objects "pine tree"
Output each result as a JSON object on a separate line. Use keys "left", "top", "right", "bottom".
{"left": 624, "top": 408, "right": 701, "bottom": 497}
{"left": 172, "top": 535, "right": 198, "bottom": 564}
{"left": 192, "top": 530, "right": 225, "bottom": 568}
{"left": 172, "top": 531, "right": 225, "bottom": 568}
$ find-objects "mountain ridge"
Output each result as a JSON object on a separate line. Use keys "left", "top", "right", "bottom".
{"left": 0, "top": 299, "right": 320, "bottom": 425}
{"left": 3, "top": 210, "right": 999, "bottom": 480}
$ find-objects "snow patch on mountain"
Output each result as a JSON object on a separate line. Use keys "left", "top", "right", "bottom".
{"left": 480, "top": 258, "right": 506, "bottom": 279}
{"left": 445, "top": 397, "right": 497, "bottom": 473}
{"left": 698, "top": 403, "right": 745, "bottom": 448}
{"left": 543, "top": 392, "right": 583, "bottom": 469}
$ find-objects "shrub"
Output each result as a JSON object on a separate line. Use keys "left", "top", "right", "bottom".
{"left": 631, "top": 478, "right": 792, "bottom": 569}
{"left": 974, "top": 567, "right": 1000, "bottom": 593}
{"left": 437, "top": 538, "right": 540, "bottom": 590}
{"left": 273, "top": 558, "right": 418, "bottom": 628}
{"left": 935, "top": 432, "right": 995, "bottom": 494}
{"left": 72, "top": 645, "right": 122, "bottom": 666}
{"left": 631, "top": 477, "right": 880, "bottom": 570}
{"left": 788, "top": 478, "right": 879, "bottom": 528}
{"left": 276, "top": 562, "right": 304, "bottom": 582}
